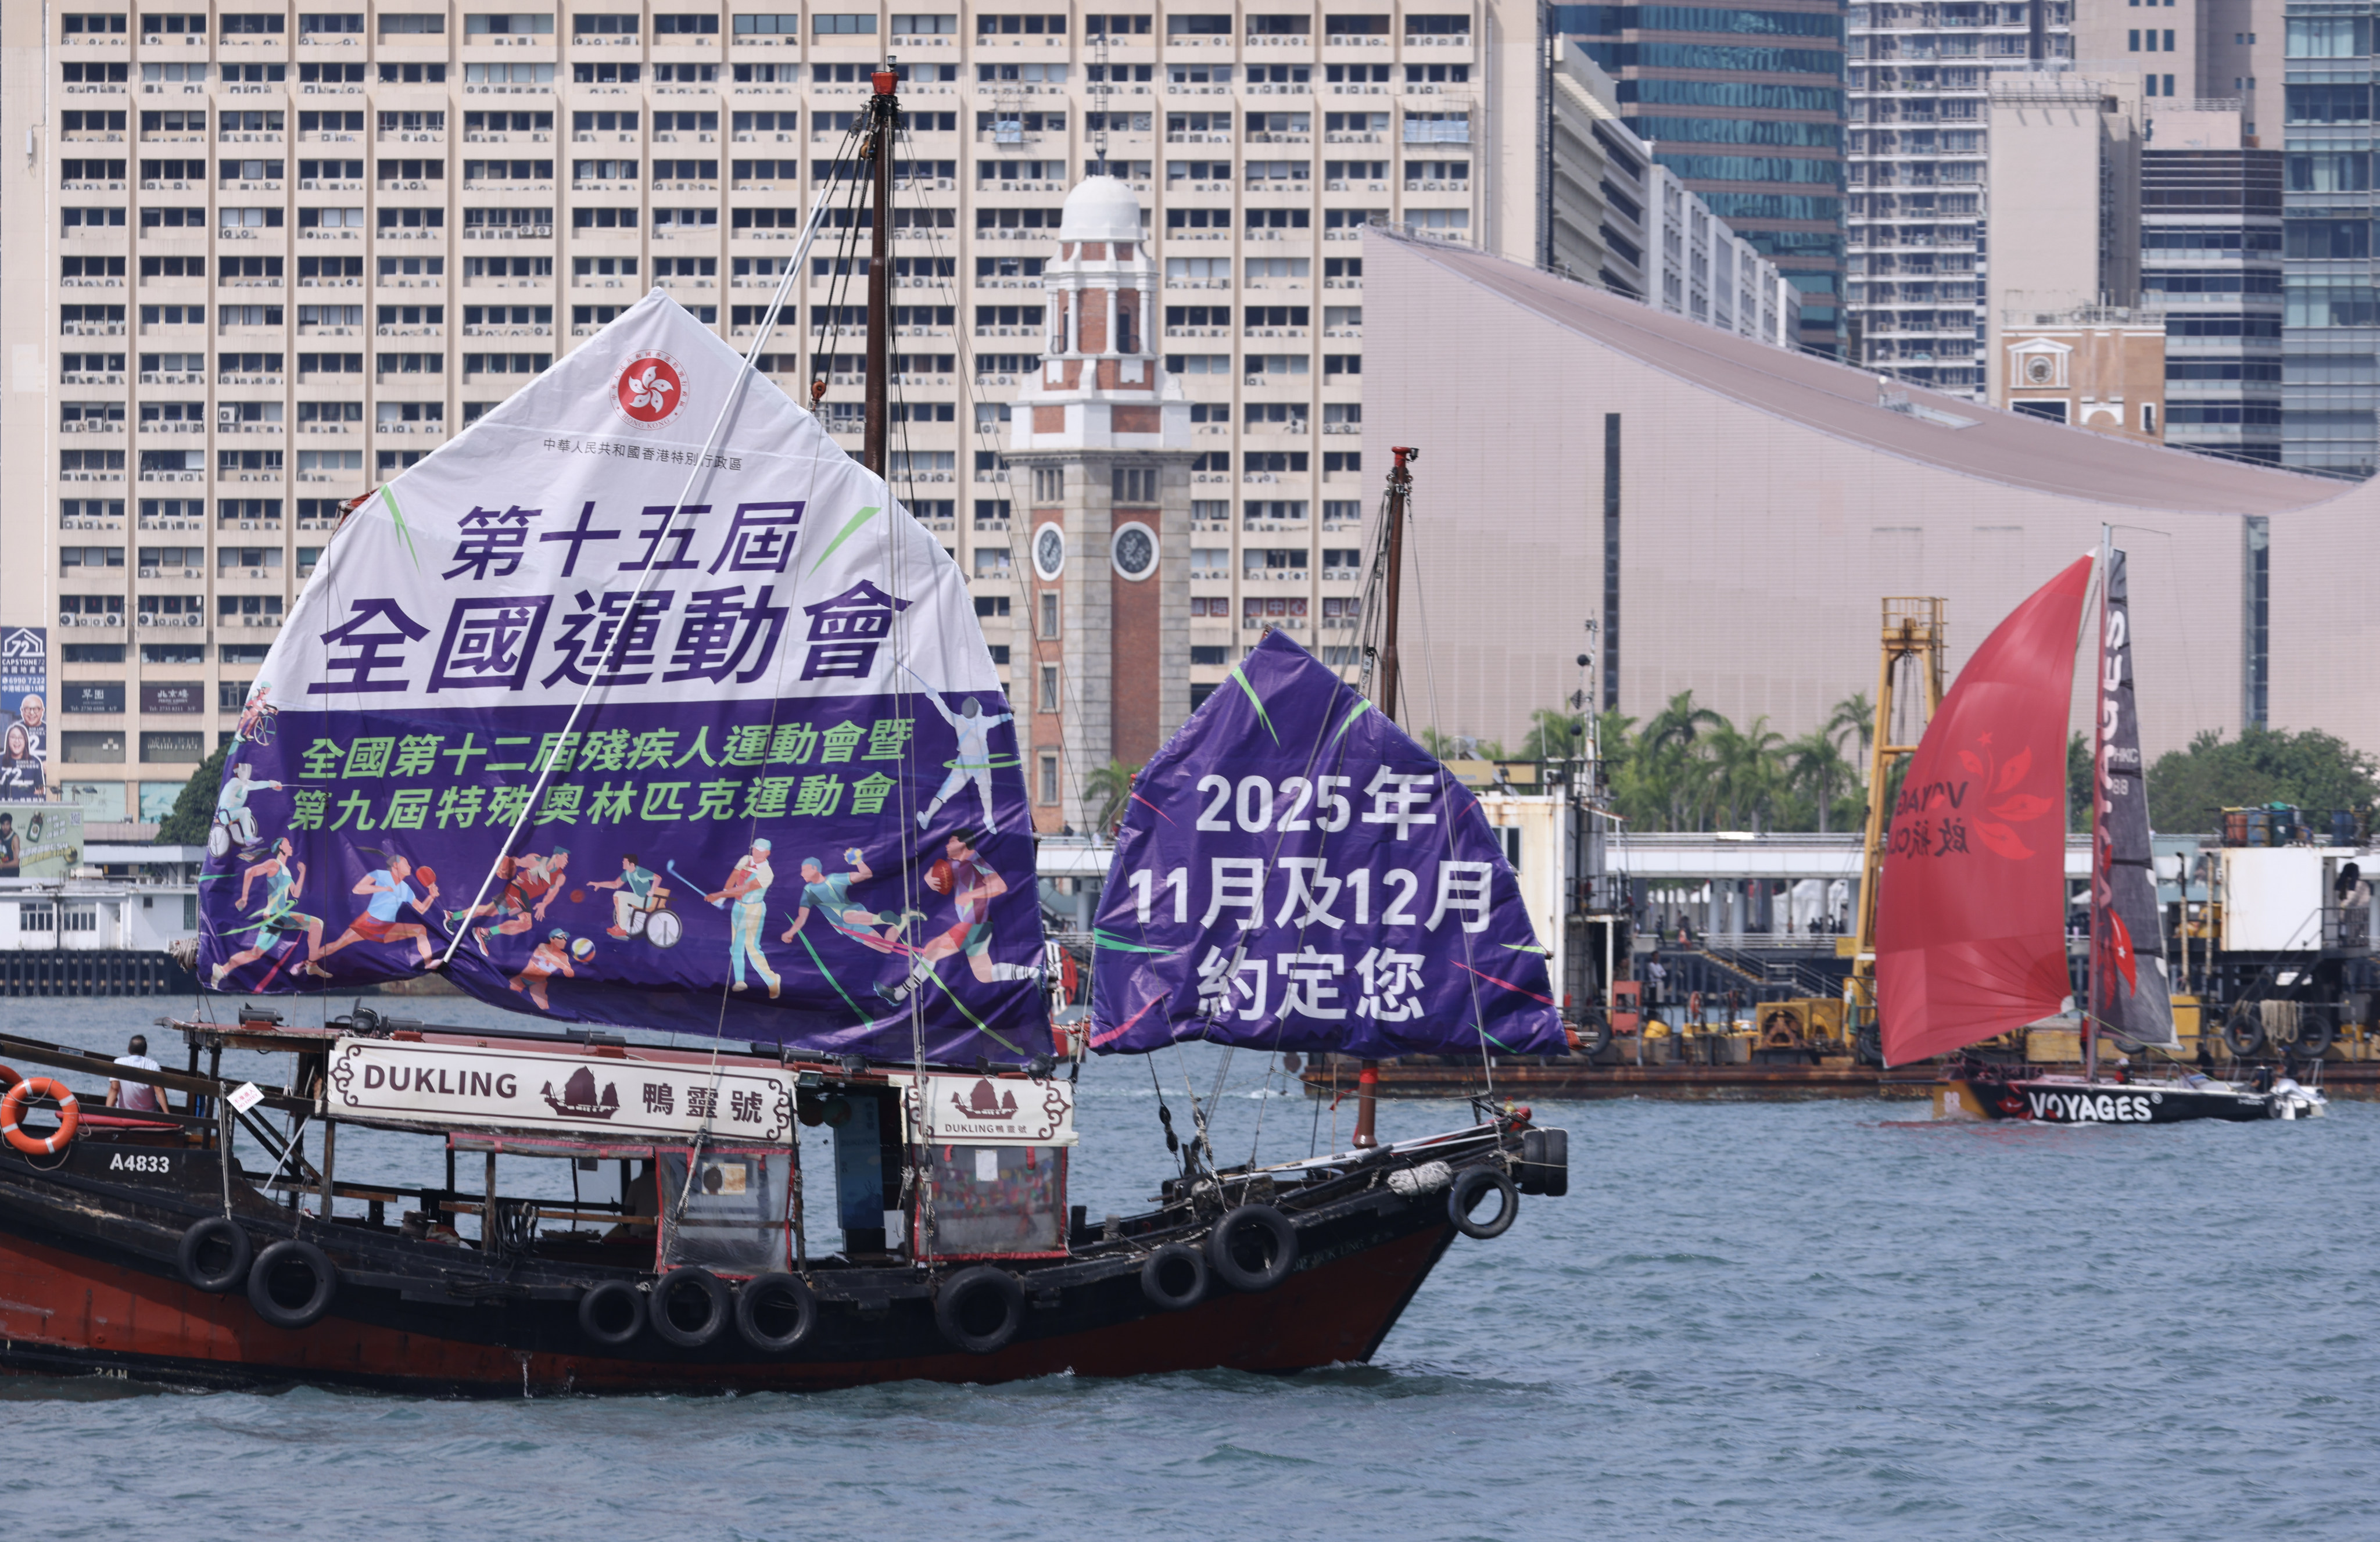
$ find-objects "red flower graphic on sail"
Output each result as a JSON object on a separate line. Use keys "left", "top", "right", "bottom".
{"left": 1953, "top": 738, "right": 2058, "bottom": 860}
{"left": 615, "top": 353, "right": 684, "bottom": 425}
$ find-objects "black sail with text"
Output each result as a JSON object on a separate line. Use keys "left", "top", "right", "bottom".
{"left": 2091, "top": 549, "right": 2178, "bottom": 1050}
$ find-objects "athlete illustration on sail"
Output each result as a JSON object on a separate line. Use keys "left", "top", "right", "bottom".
{"left": 916, "top": 691, "right": 1014, "bottom": 834}
{"left": 449, "top": 847, "right": 571, "bottom": 956}
{"left": 314, "top": 849, "right": 443, "bottom": 971}
{"left": 886, "top": 829, "right": 1041, "bottom": 1003}
{"left": 210, "top": 759, "right": 285, "bottom": 859}
{"left": 780, "top": 848, "right": 920, "bottom": 961}
{"left": 210, "top": 837, "right": 331, "bottom": 987}
{"left": 705, "top": 837, "right": 781, "bottom": 997}
{"left": 510, "top": 927, "right": 576, "bottom": 1010}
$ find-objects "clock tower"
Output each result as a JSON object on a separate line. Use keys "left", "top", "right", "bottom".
{"left": 1004, "top": 177, "right": 1195, "bottom": 835}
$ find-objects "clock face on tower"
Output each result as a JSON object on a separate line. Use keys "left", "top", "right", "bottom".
{"left": 1110, "top": 521, "right": 1158, "bottom": 582}
{"left": 1032, "top": 523, "right": 1066, "bottom": 582}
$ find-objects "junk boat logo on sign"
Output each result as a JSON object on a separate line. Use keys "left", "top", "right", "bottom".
{"left": 2026, "top": 1089, "right": 2157, "bottom": 1123}
{"left": 542, "top": 1065, "right": 622, "bottom": 1120}
{"left": 615, "top": 352, "right": 684, "bottom": 426}
{"left": 915, "top": 1073, "right": 1076, "bottom": 1145}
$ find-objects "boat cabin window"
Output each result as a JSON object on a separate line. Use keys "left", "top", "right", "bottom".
{"left": 656, "top": 1149, "right": 792, "bottom": 1276}
{"left": 921, "top": 1143, "right": 1066, "bottom": 1258}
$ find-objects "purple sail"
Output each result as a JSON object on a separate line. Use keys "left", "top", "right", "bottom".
{"left": 1089, "top": 630, "right": 1566, "bottom": 1059}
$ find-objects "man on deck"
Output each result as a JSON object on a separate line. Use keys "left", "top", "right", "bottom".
{"left": 916, "top": 695, "right": 1013, "bottom": 834}
{"left": 106, "top": 1034, "right": 167, "bottom": 1116}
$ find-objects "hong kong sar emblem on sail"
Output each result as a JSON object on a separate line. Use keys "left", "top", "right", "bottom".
{"left": 614, "top": 350, "right": 685, "bottom": 426}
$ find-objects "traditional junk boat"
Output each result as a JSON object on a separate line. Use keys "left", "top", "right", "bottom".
{"left": 1883, "top": 536, "right": 2324, "bottom": 1123}
{"left": 0, "top": 74, "right": 1567, "bottom": 1394}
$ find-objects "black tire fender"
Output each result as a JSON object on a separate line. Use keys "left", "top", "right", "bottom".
{"left": 935, "top": 1265, "right": 1026, "bottom": 1354}
{"left": 1575, "top": 1016, "right": 1612, "bottom": 1056}
{"left": 1516, "top": 1129, "right": 1547, "bottom": 1196}
{"left": 1139, "top": 1242, "right": 1208, "bottom": 1311}
{"left": 246, "top": 1239, "right": 338, "bottom": 1329}
{"left": 2296, "top": 1009, "right": 2337, "bottom": 1058}
{"left": 734, "top": 1272, "right": 818, "bottom": 1355}
{"left": 578, "top": 1279, "right": 646, "bottom": 1349}
{"left": 1205, "top": 1203, "right": 1298, "bottom": 1293}
{"left": 1530, "top": 1127, "right": 1569, "bottom": 1199}
{"left": 2224, "top": 1013, "right": 2267, "bottom": 1057}
{"left": 178, "top": 1216, "right": 253, "bottom": 1294}
{"left": 649, "top": 1266, "right": 732, "bottom": 1350}
{"left": 1448, "top": 1166, "right": 1519, "bottom": 1240}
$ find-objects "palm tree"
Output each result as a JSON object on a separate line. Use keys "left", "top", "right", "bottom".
{"left": 1827, "top": 692, "right": 1875, "bottom": 778}
{"left": 1705, "top": 717, "right": 1784, "bottom": 830}
{"left": 1783, "top": 729, "right": 1851, "bottom": 833}
{"left": 1081, "top": 759, "right": 1142, "bottom": 837}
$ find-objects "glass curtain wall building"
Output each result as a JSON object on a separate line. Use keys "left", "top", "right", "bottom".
{"left": 2142, "top": 147, "right": 2284, "bottom": 464}
{"left": 2281, "top": 4, "right": 2380, "bottom": 476}
{"left": 1554, "top": 3, "right": 1849, "bottom": 353}
{"left": 1844, "top": 0, "right": 2071, "bottom": 396}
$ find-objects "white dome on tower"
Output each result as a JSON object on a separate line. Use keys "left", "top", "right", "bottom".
{"left": 1058, "top": 176, "right": 1144, "bottom": 243}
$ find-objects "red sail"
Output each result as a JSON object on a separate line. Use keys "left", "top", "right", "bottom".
{"left": 1877, "top": 556, "right": 2092, "bottom": 1066}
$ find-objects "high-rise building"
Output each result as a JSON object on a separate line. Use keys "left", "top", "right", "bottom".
{"left": 2, "top": 0, "right": 1521, "bottom": 830}
{"left": 1537, "top": 39, "right": 1801, "bottom": 338}
{"left": 2278, "top": 0, "right": 2379, "bottom": 475}
{"left": 1844, "top": 0, "right": 2072, "bottom": 395}
{"left": 2139, "top": 115, "right": 2283, "bottom": 464}
{"left": 1552, "top": 1, "right": 1850, "bottom": 354}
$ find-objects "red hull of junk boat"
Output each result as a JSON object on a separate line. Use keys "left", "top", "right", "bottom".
{"left": 0, "top": 1016, "right": 1564, "bottom": 1395}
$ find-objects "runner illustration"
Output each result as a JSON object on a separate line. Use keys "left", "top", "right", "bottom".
{"left": 210, "top": 837, "right": 331, "bottom": 987}
{"left": 779, "top": 848, "right": 920, "bottom": 962}
{"left": 510, "top": 927, "right": 576, "bottom": 1010}
{"left": 887, "top": 829, "right": 1042, "bottom": 1002}
{"left": 705, "top": 838, "right": 780, "bottom": 997}
{"left": 916, "top": 694, "right": 1014, "bottom": 834}
{"left": 588, "top": 851, "right": 676, "bottom": 945}
{"left": 210, "top": 760, "right": 285, "bottom": 859}
{"left": 314, "top": 849, "right": 443, "bottom": 970}
{"left": 450, "top": 847, "right": 570, "bottom": 956}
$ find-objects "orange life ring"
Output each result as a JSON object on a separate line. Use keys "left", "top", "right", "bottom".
{"left": 1, "top": 1077, "right": 80, "bottom": 1156}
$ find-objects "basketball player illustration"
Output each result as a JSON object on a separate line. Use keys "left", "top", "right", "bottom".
{"left": 886, "top": 829, "right": 1041, "bottom": 1003}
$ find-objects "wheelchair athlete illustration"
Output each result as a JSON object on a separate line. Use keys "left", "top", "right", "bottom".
{"left": 587, "top": 852, "right": 682, "bottom": 949}
{"left": 207, "top": 760, "right": 285, "bottom": 859}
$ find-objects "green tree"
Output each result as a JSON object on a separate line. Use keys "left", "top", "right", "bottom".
{"left": 2144, "top": 726, "right": 2380, "bottom": 834}
{"left": 1080, "top": 759, "right": 1143, "bottom": 837}
{"left": 155, "top": 737, "right": 230, "bottom": 845}
{"left": 1520, "top": 707, "right": 1586, "bottom": 762}
{"left": 2067, "top": 730, "right": 2091, "bottom": 832}
{"left": 1783, "top": 727, "right": 1854, "bottom": 833}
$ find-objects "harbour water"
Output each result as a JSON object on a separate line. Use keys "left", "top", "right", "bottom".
{"left": 3, "top": 996, "right": 2374, "bottom": 1540}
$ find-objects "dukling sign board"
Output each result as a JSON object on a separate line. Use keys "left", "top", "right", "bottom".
{"left": 328, "top": 1037, "right": 796, "bottom": 1143}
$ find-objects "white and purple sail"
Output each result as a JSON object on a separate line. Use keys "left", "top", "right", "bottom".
{"left": 196, "top": 292, "right": 1049, "bottom": 1066}
{"left": 1089, "top": 630, "right": 1566, "bottom": 1059}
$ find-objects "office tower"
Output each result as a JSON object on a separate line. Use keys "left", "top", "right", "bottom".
{"left": 1552, "top": 1, "right": 1850, "bottom": 354}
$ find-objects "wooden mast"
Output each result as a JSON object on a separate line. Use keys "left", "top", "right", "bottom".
{"left": 1351, "top": 444, "right": 1417, "bottom": 1150}
{"left": 861, "top": 66, "right": 899, "bottom": 475}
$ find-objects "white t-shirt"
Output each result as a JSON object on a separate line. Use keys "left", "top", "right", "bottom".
{"left": 113, "top": 1054, "right": 164, "bottom": 1113}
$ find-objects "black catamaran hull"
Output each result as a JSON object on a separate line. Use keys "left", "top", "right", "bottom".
{"left": 1941, "top": 1077, "right": 2277, "bottom": 1124}
{"left": 0, "top": 1136, "right": 1494, "bottom": 1396}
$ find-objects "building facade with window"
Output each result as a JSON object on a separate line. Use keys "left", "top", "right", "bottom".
{"left": 3, "top": 0, "right": 1535, "bottom": 828}
{"left": 1554, "top": 1, "right": 1849, "bottom": 355}
{"left": 2139, "top": 126, "right": 2284, "bottom": 464}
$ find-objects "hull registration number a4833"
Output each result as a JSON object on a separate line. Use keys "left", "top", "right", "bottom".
{"left": 107, "top": 1154, "right": 173, "bottom": 1175}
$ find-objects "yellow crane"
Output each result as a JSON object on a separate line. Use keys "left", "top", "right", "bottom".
{"left": 1844, "top": 597, "right": 1946, "bottom": 1062}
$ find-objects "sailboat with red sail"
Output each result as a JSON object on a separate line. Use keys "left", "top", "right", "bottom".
{"left": 1879, "top": 537, "right": 2325, "bottom": 1123}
